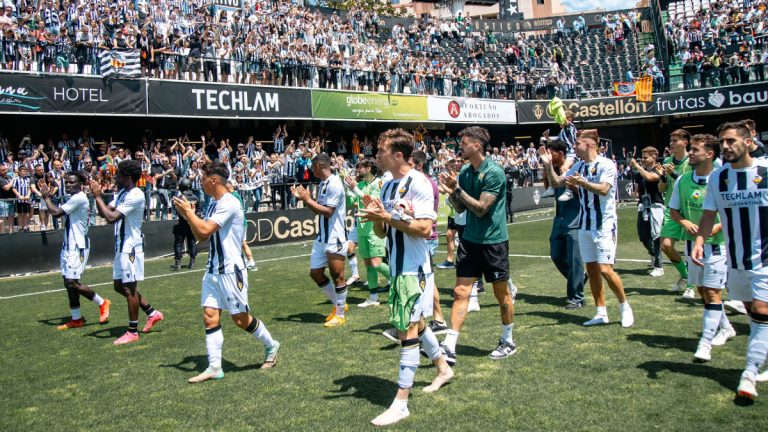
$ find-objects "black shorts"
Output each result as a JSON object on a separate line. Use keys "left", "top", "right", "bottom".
{"left": 16, "top": 202, "right": 30, "bottom": 213}
{"left": 447, "top": 216, "right": 458, "bottom": 231}
{"left": 456, "top": 239, "right": 509, "bottom": 282}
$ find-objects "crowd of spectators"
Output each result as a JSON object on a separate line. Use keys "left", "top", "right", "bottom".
{"left": 0, "top": 123, "right": 650, "bottom": 233}
{"left": 0, "top": 0, "right": 648, "bottom": 99}
{"left": 665, "top": 0, "right": 768, "bottom": 89}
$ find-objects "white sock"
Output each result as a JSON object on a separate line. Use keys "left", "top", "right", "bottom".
{"left": 390, "top": 397, "right": 409, "bottom": 412}
{"left": 370, "top": 292, "right": 379, "bottom": 302}
{"left": 596, "top": 306, "right": 608, "bottom": 317}
{"left": 702, "top": 304, "right": 723, "bottom": 343}
{"left": 348, "top": 255, "right": 359, "bottom": 277}
{"left": 746, "top": 320, "right": 768, "bottom": 375}
{"left": 620, "top": 302, "right": 631, "bottom": 312}
{"left": 91, "top": 293, "right": 104, "bottom": 306}
{"left": 419, "top": 327, "right": 442, "bottom": 360}
{"left": 250, "top": 319, "right": 275, "bottom": 347}
{"left": 501, "top": 323, "right": 514, "bottom": 343}
{"left": 443, "top": 329, "right": 459, "bottom": 352}
{"left": 205, "top": 326, "right": 223, "bottom": 370}
{"left": 397, "top": 345, "right": 419, "bottom": 389}
{"left": 319, "top": 279, "right": 336, "bottom": 303}
{"left": 469, "top": 282, "right": 478, "bottom": 304}
{"left": 720, "top": 310, "right": 734, "bottom": 331}
{"left": 71, "top": 307, "right": 81, "bottom": 320}
{"left": 335, "top": 286, "right": 348, "bottom": 316}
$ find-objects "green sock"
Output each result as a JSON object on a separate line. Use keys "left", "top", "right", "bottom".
{"left": 366, "top": 266, "right": 379, "bottom": 292}
{"left": 673, "top": 260, "right": 688, "bottom": 279}
{"left": 375, "top": 262, "right": 390, "bottom": 279}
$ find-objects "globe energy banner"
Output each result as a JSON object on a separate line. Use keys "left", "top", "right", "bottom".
{"left": 311, "top": 90, "right": 428, "bottom": 121}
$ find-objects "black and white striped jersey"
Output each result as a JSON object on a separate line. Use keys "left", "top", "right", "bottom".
{"left": 565, "top": 156, "right": 618, "bottom": 232}
{"left": 60, "top": 191, "right": 90, "bottom": 251}
{"left": 205, "top": 193, "right": 246, "bottom": 275}
{"left": 704, "top": 159, "right": 768, "bottom": 270}
{"left": 109, "top": 188, "right": 145, "bottom": 254}
{"left": 379, "top": 169, "right": 436, "bottom": 276}
{"left": 316, "top": 174, "right": 347, "bottom": 244}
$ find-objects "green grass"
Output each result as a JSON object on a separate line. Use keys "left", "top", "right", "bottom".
{"left": 1, "top": 207, "right": 766, "bottom": 431}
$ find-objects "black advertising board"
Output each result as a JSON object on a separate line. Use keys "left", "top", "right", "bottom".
{"left": 147, "top": 80, "right": 312, "bottom": 119}
{"left": 0, "top": 73, "right": 144, "bottom": 115}
{"left": 517, "top": 82, "right": 768, "bottom": 123}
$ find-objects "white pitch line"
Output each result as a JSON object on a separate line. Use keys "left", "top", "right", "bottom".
{"left": 0, "top": 253, "right": 311, "bottom": 301}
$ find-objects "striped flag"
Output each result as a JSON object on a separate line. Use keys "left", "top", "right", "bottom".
{"left": 635, "top": 76, "right": 653, "bottom": 102}
{"left": 99, "top": 49, "right": 141, "bottom": 79}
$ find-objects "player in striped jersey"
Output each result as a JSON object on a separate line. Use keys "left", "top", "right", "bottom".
{"left": 541, "top": 129, "right": 634, "bottom": 327}
{"left": 174, "top": 162, "right": 280, "bottom": 383}
{"left": 359, "top": 128, "right": 453, "bottom": 426}
{"left": 658, "top": 129, "right": 694, "bottom": 295}
{"left": 39, "top": 171, "right": 110, "bottom": 330}
{"left": 694, "top": 122, "right": 768, "bottom": 400}
{"left": 290, "top": 154, "right": 350, "bottom": 328}
{"left": 669, "top": 134, "right": 735, "bottom": 363}
{"left": 91, "top": 160, "right": 164, "bottom": 345}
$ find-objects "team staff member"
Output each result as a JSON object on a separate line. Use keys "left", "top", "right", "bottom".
{"left": 541, "top": 130, "right": 634, "bottom": 328}
{"left": 170, "top": 179, "right": 199, "bottom": 270}
{"left": 174, "top": 161, "right": 280, "bottom": 383}
{"left": 669, "top": 134, "right": 735, "bottom": 363}
{"left": 439, "top": 126, "right": 518, "bottom": 364}
{"left": 630, "top": 147, "right": 665, "bottom": 277}
{"left": 658, "top": 129, "right": 693, "bottom": 295}
{"left": 546, "top": 139, "right": 585, "bottom": 309}
{"left": 40, "top": 171, "right": 110, "bottom": 330}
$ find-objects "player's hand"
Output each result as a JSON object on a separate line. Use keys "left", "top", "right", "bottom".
{"left": 343, "top": 174, "right": 356, "bottom": 189}
{"left": 89, "top": 179, "right": 102, "bottom": 197}
{"left": 565, "top": 173, "right": 584, "bottom": 188}
{"left": 663, "top": 163, "right": 675, "bottom": 175}
{"left": 38, "top": 181, "right": 51, "bottom": 198}
{"left": 538, "top": 146, "right": 552, "bottom": 165}
{"left": 438, "top": 171, "right": 457, "bottom": 194}
{"left": 361, "top": 194, "right": 374, "bottom": 208}
{"left": 290, "top": 184, "right": 310, "bottom": 201}
{"left": 172, "top": 195, "right": 194, "bottom": 219}
{"left": 629, "top": 158, "right": 638, "bottom": 168}
{"left": 357, "top": 198, "right": 388, "bottom": 223}
{"left": 683, "top": 221, "right": 699, "bottom": 237}
{"left": 690, "top": 243, "right": 705, "bottom": 267}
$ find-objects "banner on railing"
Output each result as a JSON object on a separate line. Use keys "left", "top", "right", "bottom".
{"left": 0, "top": 73, "right": 144, "bottom": 114}
{"left": 147, "top": 80, "right": 313, "bottom": 119}
{"left": 427, "top": 96, "right": 516, "bottom": 124}
{"left": 612, "top": 82, "right": 636, "bottom": 97}
{"left": 312, "top": 90, "right": 428, "bottom": 121}
{"left": 99, "top": 50, "right": 141, "bottom": 79}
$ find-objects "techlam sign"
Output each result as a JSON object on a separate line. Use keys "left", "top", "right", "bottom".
{"left": 427, "top": 96, "right": 516, "bottom": 124}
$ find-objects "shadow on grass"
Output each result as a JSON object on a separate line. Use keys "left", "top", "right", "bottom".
{"left": 274, "top": 312, "right": 327, "bottom": 324}
{"left": 519, "top": 310, "right": 586, "bottom": 327}
{"left": 324, "top": 374, "right": 395, "bottom": 407}
{"left": 160, "top": 355, "right": 263, "bottom": 374}
{"left": 624, "top": 287, "right": 679, "bottom": 297}
{"left": 38, "top": 317, "right": 102, "bottom": 328}
{"left": 636, "top": 360, "right": 745, "bottom": 398}
{"left": 516, "top": 292, "right": 566, "bottom": 307}
{"left": 626, "top": 333, "right": 698, "bottom": 352}
{"left": 85, "top": 326, "right": 131, "bottom": 339}
{"left": 352, "top": 322, "right": 392, "bottom": 336}
{"left": 615, "top": 268, "right": 654, "bottom": 277}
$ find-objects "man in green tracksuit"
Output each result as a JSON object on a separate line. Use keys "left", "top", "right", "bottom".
{"left": 343, "top": 157, "right": 390, "bottom": 308}
{"left": 658, "top": 129, "right": 693, "bottom": 295}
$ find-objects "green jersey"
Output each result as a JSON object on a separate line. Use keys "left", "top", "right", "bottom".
{"left": 346, "top": 177, "right": 384, "bottom": 237}
{"left": 662, "top": 155, "right": 691, "bottom": 205}
{"left": 458, "top": 157, "right": 508, "bottom": 244}
{"left": 669, "top": 171, "right": 723, "bottom": 244}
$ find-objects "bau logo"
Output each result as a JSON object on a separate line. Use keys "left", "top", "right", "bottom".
{"left": 448, "top": 100, "right": 461, "bottom": 118}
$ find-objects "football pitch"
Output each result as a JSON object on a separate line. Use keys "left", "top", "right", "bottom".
{"left": 1, "top": 207, "right": 766, "bottom": 431}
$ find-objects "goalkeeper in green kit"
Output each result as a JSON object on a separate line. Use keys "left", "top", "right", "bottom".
{"left": 343, "top": 157, "right": 391, "bottom": 307}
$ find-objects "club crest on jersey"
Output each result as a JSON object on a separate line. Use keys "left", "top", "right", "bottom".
{"left": 754, "top": 175, "right": 763, "bottom": 184}
{"left": 590, "top": 165, "right": 597, "bottom": 175}
{"left": 398, "top": 188, "right": 406, "bottom": 194}
{"left": 479, "top": 172, "right": 485, "bottom": 180}
{"left": 692, "top": 191, "right": 701, "bottom": 200}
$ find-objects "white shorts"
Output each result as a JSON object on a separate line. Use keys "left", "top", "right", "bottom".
{"left": 686, "top": 255, "right": 727, "bottom": 289}
{"left": 411, "top": 272, "right": 435, "bottom": 321}
{"left": 727, "top": 267, "right": 768, "bottom": 303}
{"left": 201, "top": 268, "right": 250, "bottom": 315}
{"left": 310, "top": 238, "right": 349, "bottom": 269}
{"left": 578, "top": 228, "right": 616, "bottom": 265}
{"left": 112, "top": 249, "right": 145, "bottom": 283}
{"left": 348, "top": 227, "right": 358, "bottom": 243}
{"left": 60, "top": 248, "right": 89, "bottom": 280}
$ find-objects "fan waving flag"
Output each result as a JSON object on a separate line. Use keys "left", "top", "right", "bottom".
{"left": 99, "top": 49, "right": 141, "bottom": 79}
{"left": 635, "top": 76, "right": 653, "bottom": 102}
